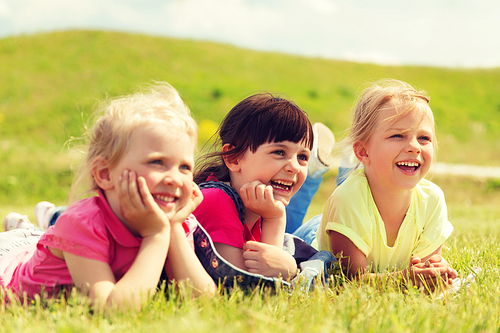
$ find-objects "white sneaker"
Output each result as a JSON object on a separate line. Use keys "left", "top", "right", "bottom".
{"left": 34, "top": 201, "right": 56, "bottom": 230}
{"left": 3, "top": 212, "right": 36, "bottom": 231}
{"left": 308, "top": 123, "right": 335, "bottom": 179}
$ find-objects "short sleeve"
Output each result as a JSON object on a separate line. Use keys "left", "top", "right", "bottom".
{"left": 40, "top": 209, "right": 111, "bottom": 263}
{"left": 412, "top": 182, "right": 454, "bottom": 258}
{"left": 320, "top": 176, "right": 374, "bottom": 256}
{"left": 193, "top": 188, "right": 245, "bottom": 248}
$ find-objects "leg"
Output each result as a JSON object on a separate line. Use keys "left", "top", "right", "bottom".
{"left": 0, "top": 228, "right": 44, "bottom": 256}
{"left": 35, "top": 202, "right": 66, "bottom": 229}
{"left": 292, "top": 214, "right": 322, "bottom": 245}
{"left": 285, "top": 123, "right": 335, "bottom": 234}
{"left": 285, "top": 176, "right": 322, "bottom": 233}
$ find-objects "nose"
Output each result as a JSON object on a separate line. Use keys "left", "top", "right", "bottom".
{"left": 406, "top": 137, "right": 421, "bottom": 154}
{"left": 162, "top": 169, "right": 183, "bottom": 187}
{"left": 285, "top": 156, "right": 301, "bottom": 174}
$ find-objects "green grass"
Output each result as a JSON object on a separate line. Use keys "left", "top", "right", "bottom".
{"left": 1, "top": 30, "right": 500, "bottom": 332}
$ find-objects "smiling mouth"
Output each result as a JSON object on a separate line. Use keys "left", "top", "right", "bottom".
{"left": 153, "top": 194, "right": 177, "bottom": 203}
{"left": 270, "top": 180, "right": 293, "bottom": 191}
{"left": 396, "top": 161, "right": 421, "bottom": 172}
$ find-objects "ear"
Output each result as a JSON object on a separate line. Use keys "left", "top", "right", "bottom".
{"left": 91, "top": 156, "right": 114, "bottom": 190}
{"left": 222, "top": 143, "right": 241, "bottom": 172}
{"left": 353, "top": 141, "right": 370, "bottom": 164}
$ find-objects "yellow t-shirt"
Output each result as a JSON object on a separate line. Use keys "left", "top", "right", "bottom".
{"left": 315, "top": 168, "right": 454, "bottom": 272}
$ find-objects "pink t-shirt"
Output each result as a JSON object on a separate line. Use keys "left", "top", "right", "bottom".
{"left": 0, "top": 191, "right": 197, "bottom": 300}
{"left": 193, "top": 185, "right": 262, "bottom": 249}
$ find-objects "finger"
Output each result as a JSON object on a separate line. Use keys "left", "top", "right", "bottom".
{"left": 136, "top": 176, "right": 155, "bottom": 209}
{"left": 244, "top": 259, "right": 259, "bottom": 269}
{"left": 239, "top": 183, "right": 250, "bottom": 203}
{"left": 255, "top": 184, "right": 267, "bottom": 201}
{"left": 410, "top": 256, "right": 421, "bottom": 265}
{"left": 127, "top": 171, "right": 144, "bottom": 209}
{"left": 118, "top": 171, "right": 136, "bottom": 217}
{"left": 448, "top": 268, "right": 459, "bottom": 280}
{"left": 263, "top": 185, "right": 274, "bottom": 201}
{"left": 191, "top": 183, "right": 203, "bottom": 202}
{"left": 124, "top": 171, "right": 148, "bottom": 212}
{"left": 243, "top": 250, "right": 259, "bottom": 260}
{"left": 243, "top": 241, "right": 261, "bottom": 251}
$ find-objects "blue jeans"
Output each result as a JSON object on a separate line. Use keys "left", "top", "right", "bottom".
{"left": 292, "top": 214, "right": 322, "bottom": 245}
{"left": 286, "top": 167, "right": 354, "bottom": 237}
{"left": 285, "top": 176, "right": 322, "bottom": 234}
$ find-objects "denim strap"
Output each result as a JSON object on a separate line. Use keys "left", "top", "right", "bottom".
{"left": 198, "top": 181, "right": 245, "bottom": 225}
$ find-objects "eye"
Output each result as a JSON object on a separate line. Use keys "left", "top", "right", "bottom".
{"left": 180, "top": 164, "right": 193, "bottom": 172}
{"left": 390, "top": 134, "right": 404, "bottom": 139}
{"left": 272, "top": 150, "right": 285, "bottom": 156}
{"left": 149, "top": 159, "right": 163, "bottom": 165}
{"left": 418, "top": 136, "right": 431, "bottom": 142}
{"left": 298, "top": 154, "right": 309, "bottom": 161}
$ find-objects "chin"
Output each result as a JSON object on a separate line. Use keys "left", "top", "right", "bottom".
{"left": 273, "top": 195, "right": 290, "bottom": 206}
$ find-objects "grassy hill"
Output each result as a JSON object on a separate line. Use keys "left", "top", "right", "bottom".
{"left": 1, "top": 30, "right": 499, "bottom": 207}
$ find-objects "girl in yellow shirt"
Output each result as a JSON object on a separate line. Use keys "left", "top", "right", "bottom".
{"left": 315, "top": 79, "right": 458, "bottom": 291}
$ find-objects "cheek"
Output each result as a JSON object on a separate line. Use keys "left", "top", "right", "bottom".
{"left": 423, "top": 150, "right": 434, "bottom": 166}
{"left": 182, "top": 175, "right": 193, "bottom": 195}
{"left": 294, "top": 167, "right": 308, "bottom": 192}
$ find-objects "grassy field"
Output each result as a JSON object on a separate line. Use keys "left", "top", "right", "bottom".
{"left": 1, "top": 30, "right": 500, "bottom": 332}
{"left": 1, "top": 175, "right": 500, "bottom": 332}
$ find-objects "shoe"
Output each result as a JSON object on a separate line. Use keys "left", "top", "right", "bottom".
{"left": 34, "top": 201, "right": 56, "bottom": 230}
{"left": 308, "top": 123, "right": 335, "bottom": 179}
{"left": 3, "top": 212, "right": 36, "bottom": 231}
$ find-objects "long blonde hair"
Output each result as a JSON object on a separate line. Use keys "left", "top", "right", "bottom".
{"left": 69, "top": 82, "right": 197, "bottom": 203}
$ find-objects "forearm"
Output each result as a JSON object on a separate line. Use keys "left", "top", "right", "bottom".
{"left": 108, "top": 230, "right": 171, "bottom": 309}
{"left": 260, "top": 216, "right": 286, "bottom": 247}
{"left": 166, "top": 223, "right": 217, "bottom": 295}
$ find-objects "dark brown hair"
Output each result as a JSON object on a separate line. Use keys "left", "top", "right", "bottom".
{"left": 194, "top": 93, "right": 313, "bottom": 183}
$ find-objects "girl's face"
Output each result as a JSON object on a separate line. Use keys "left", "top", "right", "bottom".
{"left": 355, "top": 103, "right": 434, "bottom": 193}
{"left": 229, "top": 140, "right": 311, "bottom": 206}
{"left": 109, "top": 124, "right": 195, "bottom": 221}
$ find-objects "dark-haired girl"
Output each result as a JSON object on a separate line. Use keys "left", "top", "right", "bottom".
{"left": 193, "top": 94, "right": 316, "bottom": 279}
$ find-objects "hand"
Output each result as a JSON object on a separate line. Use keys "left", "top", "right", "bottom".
{"left": 119, "top": 170, "right": 170, "bottom": 238}
{"left": 242, "top": 241, "right": 297, "bottom": 278}
{"left": 170, "top": 182, "right": 203, "bottom": 224}
{"left": 407, "top": 255, "right": 457, "bottom": 292}
{"left": 417, "top": 255, "right": 458, "bottom": 284}
{"left": 239, "top": 180, "right": 285, "bottom": 221}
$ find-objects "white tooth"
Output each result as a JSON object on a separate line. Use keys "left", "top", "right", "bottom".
{"left": 154, "top": 195, "right": 174, "bottom": 202}
{"left": 274, "top": 180, "right": 292, "bottom": 186}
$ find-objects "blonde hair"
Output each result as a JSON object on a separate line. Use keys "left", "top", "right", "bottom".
{"left": 69, "top": 82, "right": 197, "bottom": 202}
{"left": 348, "top": 79, "right": 434, "bottom": 147}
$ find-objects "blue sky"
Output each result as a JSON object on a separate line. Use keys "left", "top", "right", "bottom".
{"left": 1, "top": 0, "right": 499, "bottom": 68}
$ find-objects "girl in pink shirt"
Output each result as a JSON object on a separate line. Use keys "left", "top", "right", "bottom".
{"left": 193, "top": 94, "right": 314, "bottom": 279}
{"left": 0, "top": 83, "right": 216, "bottom": 309}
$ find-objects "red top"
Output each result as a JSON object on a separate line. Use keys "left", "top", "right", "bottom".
{"left": 193, "top": 184, "right": 262, "bottom": 248}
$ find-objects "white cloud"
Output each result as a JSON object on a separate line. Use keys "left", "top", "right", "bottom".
{"left": 0, "top": 0, "right": 499, "bottom": 68}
